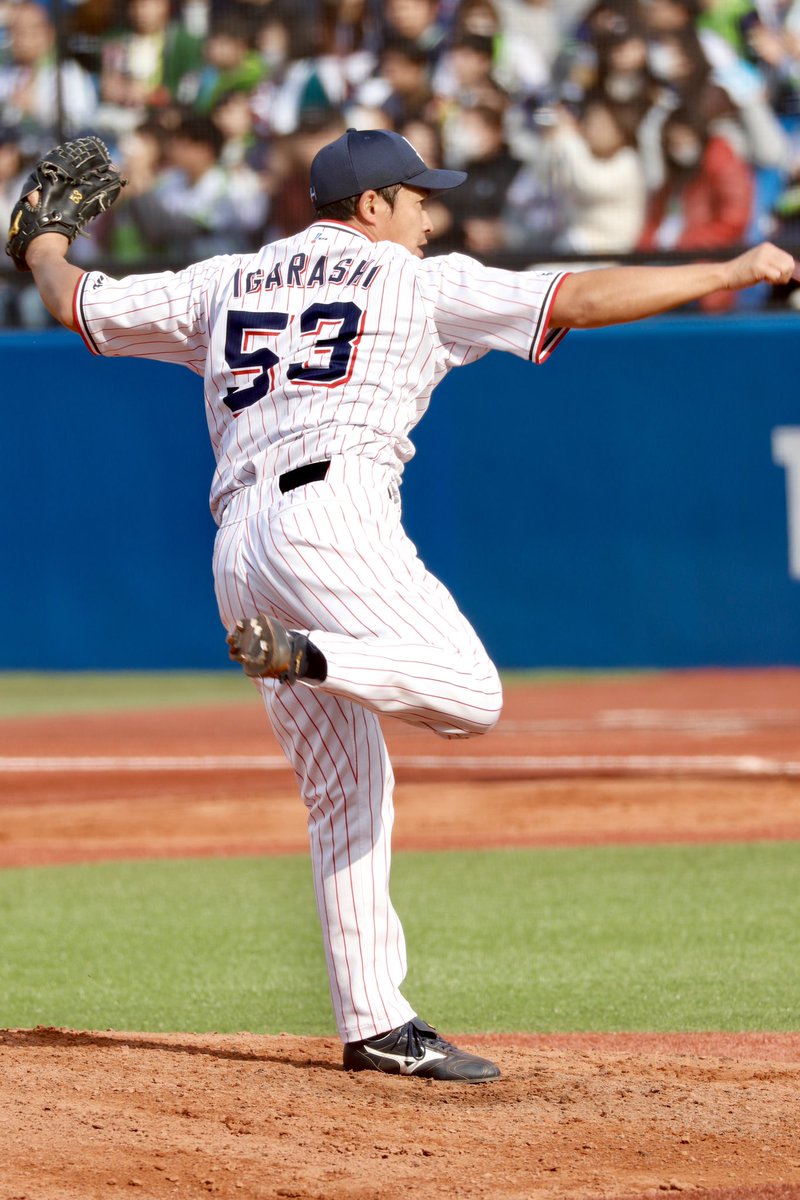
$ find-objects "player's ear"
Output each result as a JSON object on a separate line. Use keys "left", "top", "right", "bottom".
{"left": 356, "top": 190, "right": 381, "bottom": 225}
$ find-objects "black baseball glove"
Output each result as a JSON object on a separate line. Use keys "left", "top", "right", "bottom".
{"left": 6, "top": 136, "right": 126, "bottom": 271}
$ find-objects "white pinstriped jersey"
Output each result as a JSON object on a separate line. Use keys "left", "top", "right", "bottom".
{"left": 75, "top": 220, "right": 568, "bottom": 522}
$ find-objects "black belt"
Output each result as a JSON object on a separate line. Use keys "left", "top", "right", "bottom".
{"left": 278, "top": 460, "right": 330, "bottom": 493}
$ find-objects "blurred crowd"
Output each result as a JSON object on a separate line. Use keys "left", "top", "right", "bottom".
{"left": 4, "top": 0, "right": 800, "bottom": 323}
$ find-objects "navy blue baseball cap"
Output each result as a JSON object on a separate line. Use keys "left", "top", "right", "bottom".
{"left": 310, "top": 128, "right": 466, "bottom": 209}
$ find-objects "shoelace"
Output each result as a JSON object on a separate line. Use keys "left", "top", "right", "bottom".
{"left": 398, "top": 1023, "right": 459, "bottom": 1059}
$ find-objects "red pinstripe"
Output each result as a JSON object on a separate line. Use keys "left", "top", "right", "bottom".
{"left": 267, "top": 688, "right": 349, "bottom": 1033}
{"left": 284, "top": 684, "right": 377, "bottom": 1039}
{"left": 357, "top": 704, "right": 387, "bottom": 1027}
{"left": 273, "top": 686, "right": 362, "bottom": 1034}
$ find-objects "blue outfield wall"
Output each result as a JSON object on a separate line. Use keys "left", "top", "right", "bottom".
{"left": 1, "top": 317, "right": 798, "bottom": 670}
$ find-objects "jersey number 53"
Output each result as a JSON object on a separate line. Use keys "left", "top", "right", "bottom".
{"left": 224, "top": 301, "right": 364, "bottom": 414}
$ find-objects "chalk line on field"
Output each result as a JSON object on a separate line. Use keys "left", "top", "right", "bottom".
{"left": 1, "top": 754, "right": 800, "bottom": 777}
{"left": 496, "top": 710, "right": 800, "bottom": 735}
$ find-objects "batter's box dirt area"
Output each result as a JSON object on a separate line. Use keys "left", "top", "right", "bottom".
{"left": 2, "top": 669, "right": 800, "bottom": 1199}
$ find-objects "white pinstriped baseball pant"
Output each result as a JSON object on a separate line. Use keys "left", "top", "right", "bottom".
{"left": 213, "top": 457, "right": 502, "bottom": 1042}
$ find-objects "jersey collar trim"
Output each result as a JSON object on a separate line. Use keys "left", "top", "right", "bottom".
{"left": 310, "top": 220, "right": 375, "bottom": 243}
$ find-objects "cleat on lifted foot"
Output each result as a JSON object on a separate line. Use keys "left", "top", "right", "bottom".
{"left": 227, "top": 613, "right": 297, "bottom": 679}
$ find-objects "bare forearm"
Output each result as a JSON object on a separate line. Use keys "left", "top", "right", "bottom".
{"left": 551, "top": 243, "right": 796, "bottom": 329}
{"left": 553, "top": 261, "right": 728, "bottom": 327}
{"left": 25, "top": 234, "right": 83, "bottom": 331}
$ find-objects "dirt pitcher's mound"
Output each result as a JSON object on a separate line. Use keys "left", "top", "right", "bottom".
{"left": 2, "top": 1028, "right": 800, "bottom": 1200}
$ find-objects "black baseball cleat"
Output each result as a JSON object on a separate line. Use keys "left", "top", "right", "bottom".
{"left": 343, "top": 1017, "right": 501, "bottom": 1082}
{"left": 227, "top": 613, "right": 327, "bottom": 682}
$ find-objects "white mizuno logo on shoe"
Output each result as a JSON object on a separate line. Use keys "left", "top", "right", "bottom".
{"left": 367, "top": 1045, "right": 447, "bottom": 1075}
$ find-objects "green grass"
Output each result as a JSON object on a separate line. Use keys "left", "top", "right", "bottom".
{"left": 0, "top": 668, "right": 656, "bottom": 718}
{"left": 0, "top": 671, "right": 254, "bottom": 716}
{"left": 1, "top": 843, "right": 798, "bottom": 1035}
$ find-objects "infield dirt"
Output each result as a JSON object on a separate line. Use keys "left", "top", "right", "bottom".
{"left": 1, "top": 669, "right": 800, "bottom": 1199}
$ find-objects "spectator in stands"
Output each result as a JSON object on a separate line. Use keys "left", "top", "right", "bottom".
{"left": 117, "top": 113, "right": 267, "bottom": 259}
{"left": 98, "top": 0, "right": 204, "bottom": 136}
{"left": 638, "top": 103, "right": 754, "bottom": 306}
{"left": 582, "top": 11, "right": 661, "bottom": 178}
{"left": 769, "top": 139, "right": 800, "bottom": 304}
{"left": 436, "top": 32, "right": 509, "bottom": 168}
{"left": 554, "top": 2, "right": 649, "bottom": 125}
{"left": 0, "top": 1, "right": 11, "bottom": 56}
{"left": 633, "top": 23, "right": 719, "bottom": 184}
{"left": 642, "top": 0, "right": 702, "bottom": 36}
{"left": 438, "top": 103, "right": 522, "bottom": 252}
{"left": 533, "top": 96, "right": 647, "bottom": 254}
{"left": 452, "top": 0, "right": 502, "bottom": 43}
{"left": 502, "top": 113, "right": 572, "bottom": 252}
{"left": 191, "top": 13, "right": 266, "bottom": 114}
{"left": 399, "top": 115, "right": 443, "bottom": 164}
{"left": 690, "top": 7, "right": 789, "bottom": 164}
{"left": 65, "top": 0, "right": 123, "bottom": 77}
{"left": 642, "top": 15, "right": 789, "bottom": 244}
{"left": 577, "top": 0, "right": 640, "bottom": 42}
{"left": 319, "top": 0, "right": 382, "bottom": 63}
{"left": 0, "top": 1, "right": 96, "bottom": 149}
{"left": 0, "top": 120, "right": 61, "bottom": 323}
{"left": 366, "top": 36, "right": 434, "bottom": 126}
{"left": 264, "top": 110, "right": 346, "bottom": 238}
{"left": 3, "top": 0, "right": 799, "bottom": 323}
{"left": 640, "top": 103, "right": 753, "bottom": 248}
{"left": 733, "top": 3, "right": 800, "bottom": 118}
{"left": 696, "top": 0, "right": 759, "bottom": 58}
{"left": 382, "top": 0, "right": 447, "bottom": 61}
{"left": 0, "top": 123, "right": 32, "bottom": 324}
{"left": 595, "top": 11, "right": 653, "bottom": 112}
{"left": 316, "top": 0, "right": 380, "bottom": 105}
{"left": 209, "top": 0, "right": 318, "bottom": 33}
{"left": 436, "top": 32, "right": 506, "bottom": 113}
{"left": 211, "top": 87, "right": 268, "bottom": 171}
{"left": 253, "top": 0, "right": 293, "bottom": 69}
{"left": 506, "top": 1, "right": 598, "bottom": 70}
{"left": 250, "top": 2, "right": 347, "bottom": 138}
{"left": 491, "top": 0, "right": 563, "bottom": 100}
{"left": 0, "top": 120, "right": 23, "bottom": 213}
{"left": 633, "top": 22, "right": 783, "bottom": 190}
{"left": 568, "top": 0, "right": 646, "bottom": 71}
{"left": 91, "top": 119, "right": 167, "bottom": 262}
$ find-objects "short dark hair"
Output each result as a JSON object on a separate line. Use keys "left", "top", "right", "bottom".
{"left": 464, "top": 103, "right": 503, "bottom": 133}
{"left": 315, "top": 182, "right": 403, "bottom": 221}
{"left": 662, "top": 103, "right": 709, "bottom": 145}
{"left": 454, "top": 32, "right": 494, "bottom": 57}
{"left": 172, "top": 114, "right": 225, "bottom": 159}
{"left": 209, "top": 12, "right": 254, "bottom": 45}
{"left": 380, "top": 36, "right": 428, "bottom": 66}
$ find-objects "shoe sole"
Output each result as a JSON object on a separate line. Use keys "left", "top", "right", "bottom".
{"left": 343, "top": 1048, "right": 501, "bottom": 1082}
{"left": 228, "top": 615, "right": 293, "bottom": 678}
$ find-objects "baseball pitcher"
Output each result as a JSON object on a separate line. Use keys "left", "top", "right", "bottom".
{"left": 10, "top": 128, "right": 795, "bottom": 1082}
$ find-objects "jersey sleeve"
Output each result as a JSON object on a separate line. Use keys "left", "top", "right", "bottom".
{"left": 416, "top": 253, "right": 569, "bottom": 368}
{"left": 73, "top": 258, "right": 224, "bottom": 375}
